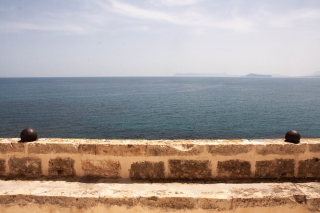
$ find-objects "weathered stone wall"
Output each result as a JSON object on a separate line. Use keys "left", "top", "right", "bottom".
{"left": 0, "top": 138, "right": 319, "bottom": 181}
{"left": 0, "top": 180, "right": 319, "bottom": 212}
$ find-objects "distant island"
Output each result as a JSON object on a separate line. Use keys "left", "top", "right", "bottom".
{"left": 173, "top": 73, "right": 239, "bottom": 77}
{"left": 245, "top": 73, "right": 272, "bottom": 78}
{"left": 310, "top": 71, "right": 320, "bottom": 77}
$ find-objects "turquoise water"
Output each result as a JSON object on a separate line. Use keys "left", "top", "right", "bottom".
{"left": 0, "top": 77, "right": 319, "bottom": 139}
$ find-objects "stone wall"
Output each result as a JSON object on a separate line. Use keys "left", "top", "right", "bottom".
{"left": 0, "top": 138, "right": 319, "bottom": 181}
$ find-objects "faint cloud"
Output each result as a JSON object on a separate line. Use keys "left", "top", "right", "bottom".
{"left": 155, "top": 0, "right": 201, "bottom": 7}
{"left": 104, "top": 0, "right": 254, "bottom": 33}
{"left": 125, "top": 25, "right": 149, "bottom": 32}
{"left": 106, "top": 0, "right": 184, "bottom": 25}
{"left": 5, "top": 1, "right": 318, "bottom": 35}
{"left": 0, "top": 21, "right": 91, "bottom": 35}
{"left": 268, "top": 8, "right": 320, "bottom": 28}
{"left": 214, "top": 17, "right": 254, "bottom": 33}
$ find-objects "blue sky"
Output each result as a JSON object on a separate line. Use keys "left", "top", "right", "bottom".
{"left": 1, "top": 0, "right": 320, "bottom": 77}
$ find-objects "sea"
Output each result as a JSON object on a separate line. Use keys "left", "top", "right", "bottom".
{"left": 0, "top": 77, "right": 319, "bottom": 140}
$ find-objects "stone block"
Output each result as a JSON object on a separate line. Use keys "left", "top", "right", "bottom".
{"left": 0, "top": 142, "right": 24, "bottom": 154}
{"left": 309, "top": 144, "right": 320, "bottom": 153}
{"left": 255, "top": 144, "right": 306, "bottom": 155}
{"left": 198, "top": 196, "right": 232, "bottom": 210}
{"left": 169, "top": 160, "right": 212, "bottom": 179}
{"left": 217, "top": 160, "right": 251, "bottom": 179}
{"left": 255, "top": 159, "right": 294, "bottom": 178}
{"left": 230, "top": 183, "right": 300, "bottom": 208}
{"left": 0, "top": 159, "right": 5, "bottom": 175}
{"left": 8, "top": 157, "right": 42, "bottom": 177}
{"left": 96, "top": 144, "right": 146, "bottom": 156}
{"left": 28, "top": 143, "right": 78, "bottom": 154}
{"left": 298, "top": 158, "right": 320, "bottom": 178}
{"left": 81, "top": 160, "right": 120, "bottom": 178}
{"left": 48, "top": 157, "right": 76, "bottom": 177}
{"left": 147, "top": 144, "right": 204, "bottom": 156}
{"left": 129, "top": 161, "right": 165, "bottom": 180}
{"left": 207, "top": 144, "right": 252, "bottom": 156}
{"left": 139, "top": 197, "right": 196, "bottom": 209}
{"left": 78, "top": 144, "right": 96, "bottom": 154}
{"left": 295, "top": 183, "right": 320, "bottom": 212}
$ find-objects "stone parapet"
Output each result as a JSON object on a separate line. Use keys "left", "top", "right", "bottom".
{"left": 0, "top": 138, "right": 319, "bottom": 181}
{"left": 0, "top": 180, "right": 319, "bottom": 212}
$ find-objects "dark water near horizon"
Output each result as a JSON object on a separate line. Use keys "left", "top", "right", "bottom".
{"left": 0, "top": 77, "right": 319, "bottom": 139}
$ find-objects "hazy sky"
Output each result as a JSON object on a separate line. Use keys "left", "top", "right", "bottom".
{"left": 1, "top": 0, "right": 320, "bottom": 77}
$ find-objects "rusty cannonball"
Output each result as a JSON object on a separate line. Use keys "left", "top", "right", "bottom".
{"left": 285, "top": 130, "right": 301, "bottom": 143}
{"left": 20, "top": 128, "right": 38, "bottom": 142}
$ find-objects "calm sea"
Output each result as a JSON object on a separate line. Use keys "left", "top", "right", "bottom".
{"left": 0, "top": 77, "right": 319, "bottom": 139}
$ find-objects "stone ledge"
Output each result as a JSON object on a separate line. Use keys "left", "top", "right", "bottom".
{"left": 0, "top": 138, "right": 319, "bottom": 181}
{"left": 0, "top": 138, "right": 317, "bottom": 155}
{"left": 0, "top": 180, "right": 319, "bottom": 212}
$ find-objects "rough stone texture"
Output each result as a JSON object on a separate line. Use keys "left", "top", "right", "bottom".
{"left": 96, "top": 144, "right": 146, "bottom": 156}
{"left": 28, "top": 143, "right": 78, "bottom": 154}
{"left": 198, "top": 191, "right": 232, "bottom": 210}
{"left": 1, "top": 138, "right": 319, "bottom": 181}
{"left": 309, "top": 144, "right": 320, "bottom": 152}
{"left": 169, "top": 160, "right": 212, "bottom": 179}
{"left": 139, "top": 197, "right": 196, "bottom": 209}
{"left": 295, "top": 182, "right": 320, "bottom": 212}
{"left": 217, "top": 160, "right": 251, "bottom": 179}
{"left": 207, "top": 144, "right": 253, "bottom": 156}
{"left": 0, "top": 181, "right": 317, "bottom": 212}
{"left": 255, "top": 143, "right": 306, "bottom": 155}
{"left": 48, "top": 157, "right": 76, "bottom": 177}
{"left": 231, "top": 183, "right": 302, "bottom": 208}
{"left": 81, "top": 160, "right": 121, "bottom": 178}
{"left": 298, "top": 158, "right": 320, "bottom": 178}
{"left": 78, "top": 144, "right": 96, "bottom": 154}
{"left": 255, "top": 159, "right": 295, "bottom": 178}
{"left": 0, "top": 159, "right": 5, "bottom": 175}
{"left": 146, "top": 144, "right": 204, "bottom": 156}
{"left": 129, "top": 161, "right": 165, "bottom": 180}
{"left": 0, "top": 142, "right": 24, "bottom": 154}
{"left": 8, "top": 157, "right": 42, "bottom": 177}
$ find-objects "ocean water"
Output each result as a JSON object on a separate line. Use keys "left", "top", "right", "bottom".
{"left": 0, "top": 77, "right": 319, "bottom": 139}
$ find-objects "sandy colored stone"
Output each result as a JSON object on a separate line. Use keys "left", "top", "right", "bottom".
{"left": 81, "top": 160, "right": 121, "bottom": 178}
{"left": 0, "top": 181, "right": 318, "bottom": 212}
{"left": 146, "top": 144, "right": 204, "bottom": 156}
{"left": 295, "top": 182, "right": 320, "bottom": 212}
{"left": 169, "top": 160, "right": 212, "bottom": 179}
{"left": 129, "top": 161, "right": 164, "bottom": 180}
{"left": 255, "top": 143, "right": 306, "bottom": 155}
{"left": 28, "top": 143, "right": 78, "bottom": 154}
{"left": 309, "top": 143, "right": 320, "bottom": 152}
{"left": 198, "top": 191, "right": 232, "bottom": 210}
{"left": 207, "top": 144, "right": 253, "bottom": 156}
{"left": 231, "top": 183, "right": 302, "bottom": 208}
{"left": 255, "top": 159, "right": 295, "bottom": 178}
{"left": 78, "top": 144, "right": 96, "bottom": 154}
{"left": 217, "top": 160, "right": 251, "bottom": 179}
{"left": 1, "top": 138, "right": 319, "bottom": 181}
{"left": 0, "top": 142, "right": 24, "bottom": 154}
{"left": 48, "top": 157, "right": 76, "bottom": 177}
{"left": 0, "top": 159, "right": 5, "bottom": 175}
{"left": 298, "top": 158, "right": 320, "bottom": 178}
{"left": 8, "top": 156, "right": 42, "bottom": 177}
{"left": 96, "top": 144, "right": 147, "bottom": 156}
{"left": 139, "top": 197, "right": 196, "bottom": 209}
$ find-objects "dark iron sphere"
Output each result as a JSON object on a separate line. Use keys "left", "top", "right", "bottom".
{"left": 20, "top": 128, "right": 38, "bottom": 142}
{"left": 285, "top": 130, "right": 301, "bottom": 143}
